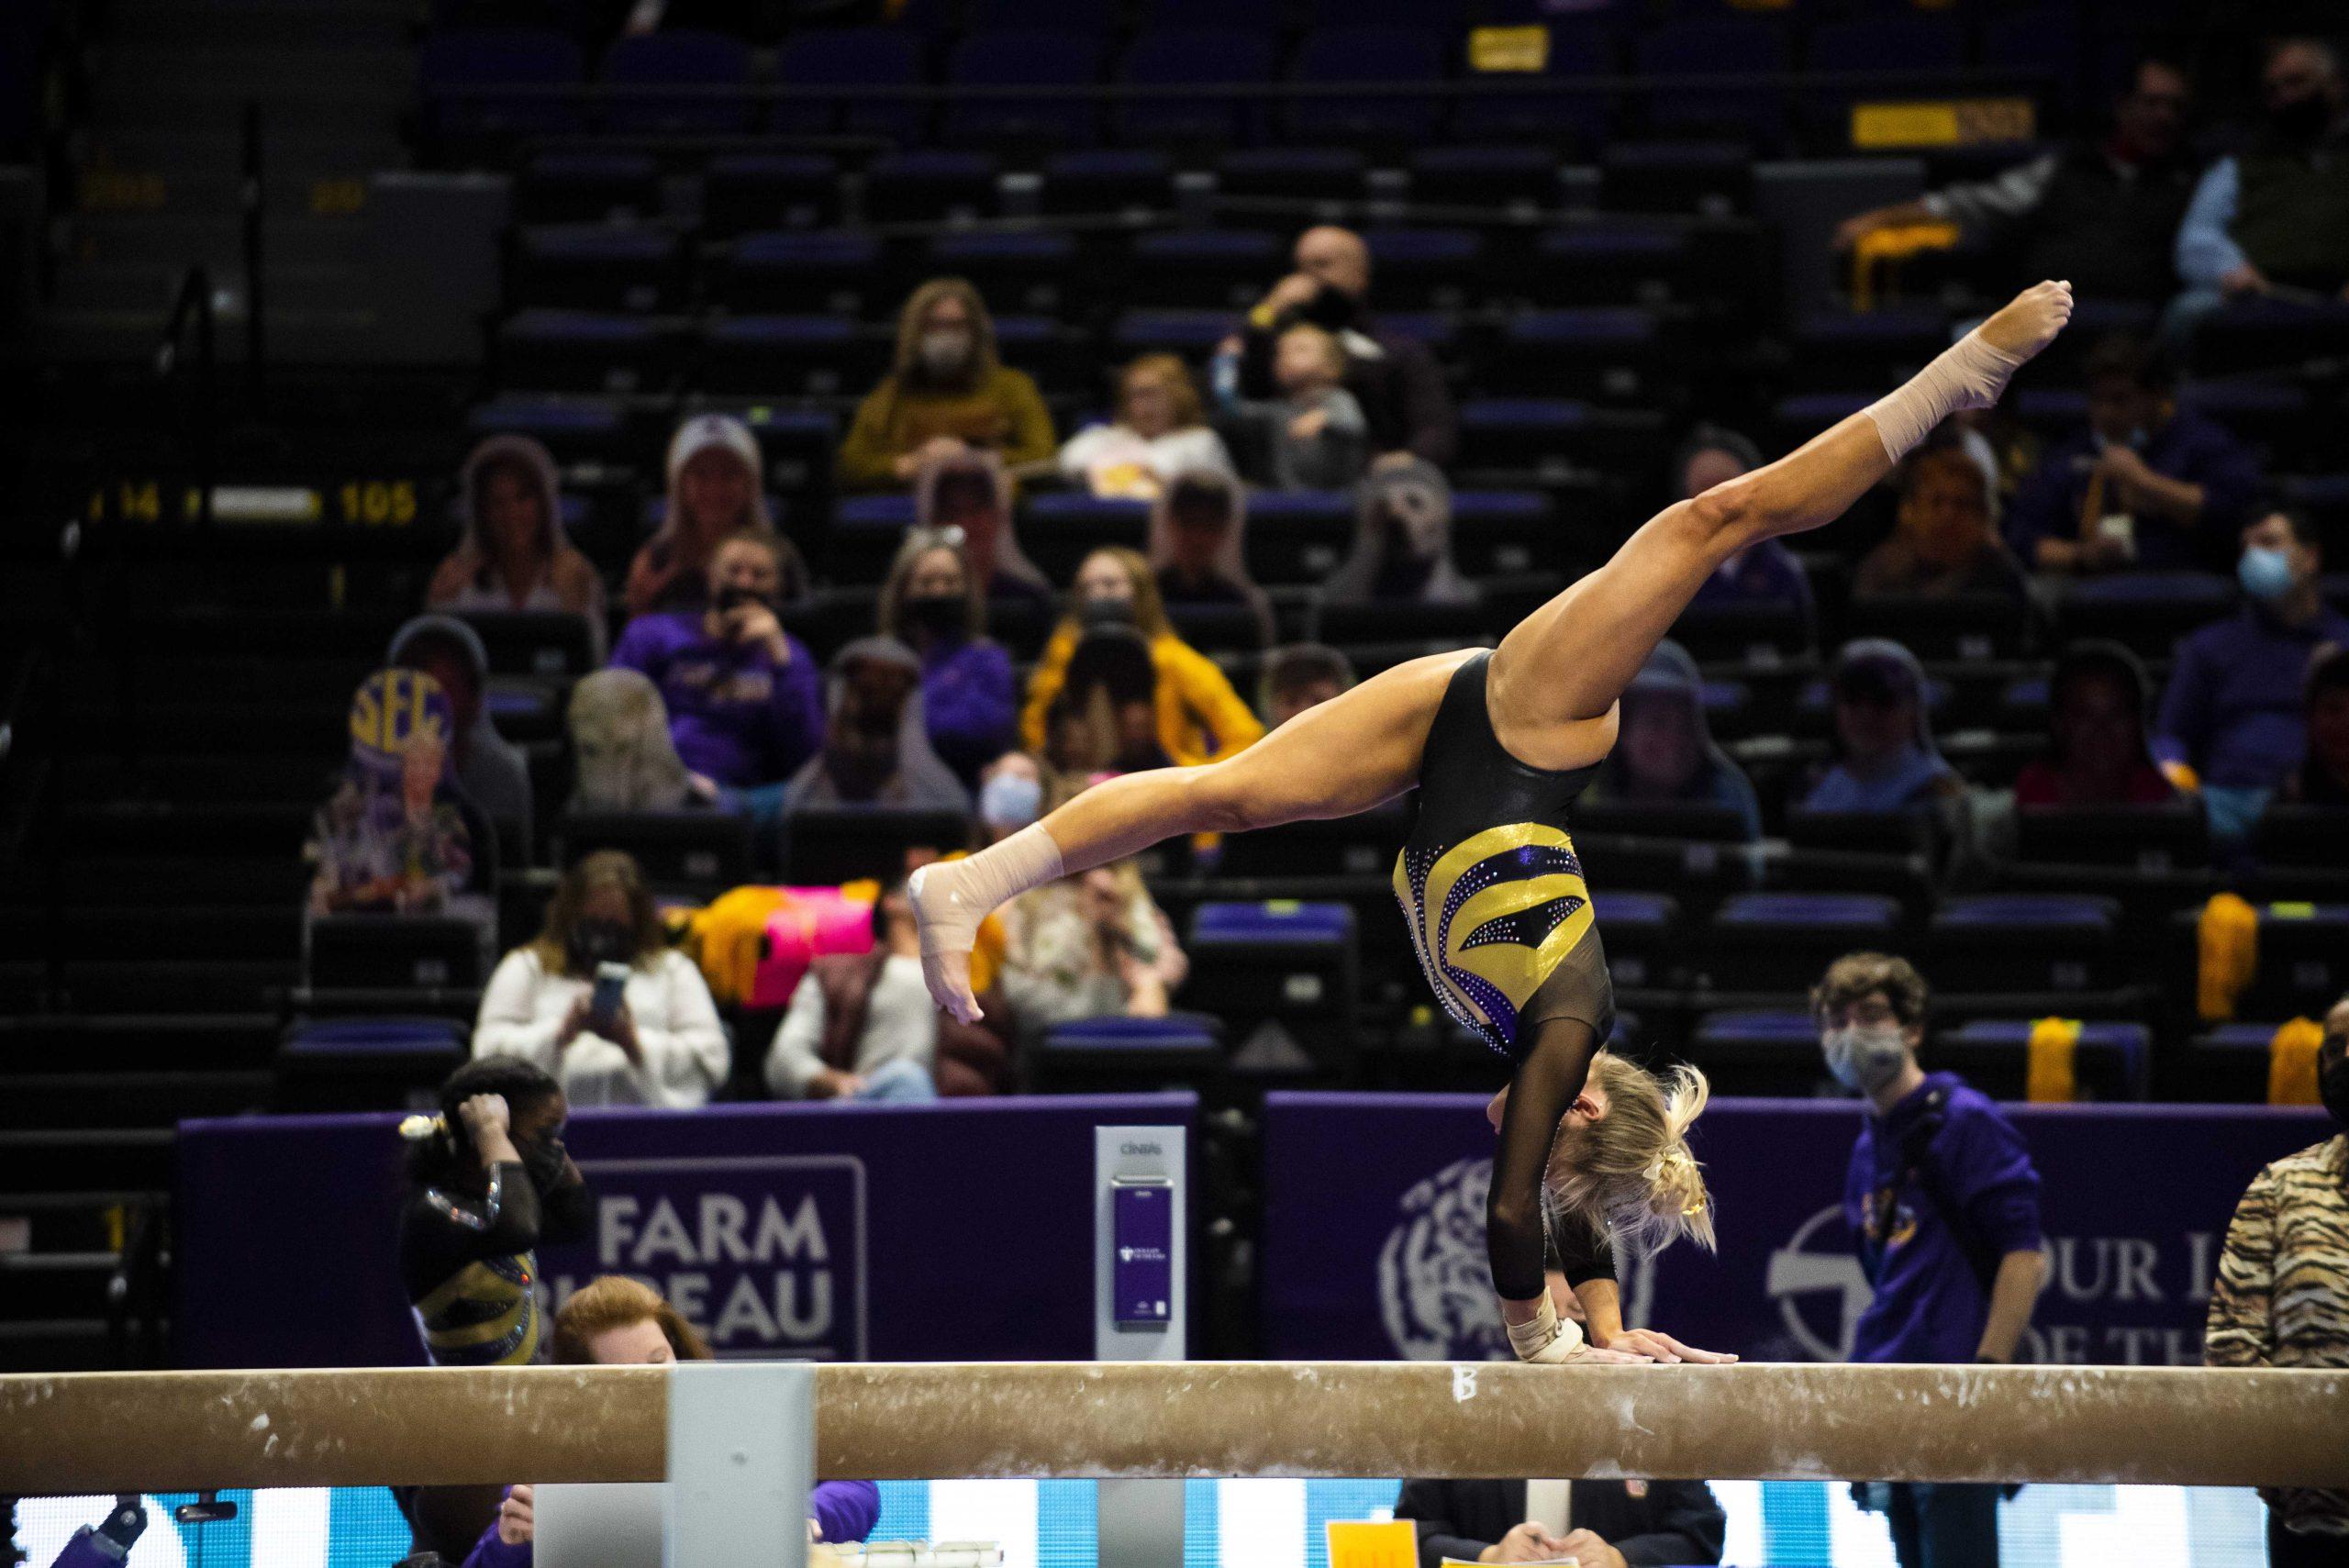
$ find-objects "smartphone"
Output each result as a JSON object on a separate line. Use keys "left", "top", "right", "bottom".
{"left": 588, "top": 962, "right": 629, "bottom": 1031}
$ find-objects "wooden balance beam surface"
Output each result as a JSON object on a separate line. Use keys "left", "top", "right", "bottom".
{"left": 3, "top": 1361, "right": 2345, "bottom": 1496}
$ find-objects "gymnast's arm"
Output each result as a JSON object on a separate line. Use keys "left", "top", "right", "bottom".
{"left": 1487, "top": 1030, "right": 1595, "bottom": 1315}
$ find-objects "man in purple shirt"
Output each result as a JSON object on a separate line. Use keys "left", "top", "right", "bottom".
{"left": 1815, "top": 952, "right": 2047, "bottom": 1568}
{"left": 611, "top": 527, "right": 825, "bottom": 816}
{"left": 2007, "top": 335, "right": 2262, "bottom": 574}
{"left": 2155, "top": 509, "right": 2349, "bottom": 842}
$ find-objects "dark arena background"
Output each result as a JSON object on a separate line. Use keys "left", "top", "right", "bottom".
{"left": 3, "top": 1, "right": 2348, "bottom": 1564}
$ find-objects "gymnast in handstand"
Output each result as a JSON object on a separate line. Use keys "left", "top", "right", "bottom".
{"left": 915, "top": 282, "right": 2075, "bottom": 1364}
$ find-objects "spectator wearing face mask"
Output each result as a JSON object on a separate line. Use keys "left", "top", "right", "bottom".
{"left": 1002, "top": 861, "right": 1187, "bottom": 1030}
{"left": 2281, "top": 649, "right": 2349, "bottom": 807}
{"left": 612, "top": 527, "right": 825, "bottom": 820}
{"left": 1812, "top": 952, "right": 2045, "bottom": 1568}
{"left": 306, "top": 669, "right": 486, "bottom": 917}
{"left": 429, "top": 435, "right": 606, "bottom": 646}
{"left": 1803, "top": 641, "right": 1962, "bottom": 815}
{"left": 916, "top": 448, "right": 1054, "bottom": 606}
{"left": 977, "top": 751, "right": 1049, "bottom": 843}
{"left": 2014, "top": 641, "right": 2178, "bottom": 807}
{"left": 1058, "top": 353, "right": 1236, "bottom": 499}
{"left": 1323, "top": 459, "right": 1477, "bottom": 606}
{"left": 2155, "top": 509, "right": 2349, "bottom": 841}
{"left": 2206, "top": 994, "right": 2349, "bottom": 1568}
{"left": 1236, "top": 225, "right": 1457, "bottom": 470}
{"left": 783, "top": 638, "right": 973, "bottom": 814}
{"left": 465, "top": 1276, "right": 882, "bottom": 1568}
{"left": 1148, "top": 468, "right": 1275, "bottom": 646}
{"left": 2006, "top": 335, "right": 2261, "bottom": 574}
{"left": 389, "top": 615, "right": 535, "bottom": 854}
{"left": 1854, "top": 434, "right": 2029, "bottom": 602}
{"left": 1589, "top": 642, "right": 1763, "bottom": 840}
{"left": 1675, "top": 426, "right": 1814, "bottom": 617}
{"left": 838, "top": 278, "right": 1056, "bottom": 491}
{"left": 877, "top": 526, "right": 1016, "bottom": 786}
{"left": 1020, "top": 548, "right": 1264, "bottom": 769}
{"left": 1213, "top": 321, "right": 1368, "bottom": 492}
{"left": 1833, "top": 57, "right": 2199, "bottom": 308}
{"left": 1260, "top": 643, "right": 1355, "bottom": 729}
{"left": 2171, "top": 39, "right": 2349, "bottom": 344}
{"left": 765, "top": 874, "right": 1010, "bottom": 1103}
{"left": 473, "top": 851, "right": 728, "bottom": 1109}
{"left": 565, "top": 669, "right": 717, "bottom": 812}
{"left": 627, "top": 414, "right": 806, "bottom": 618}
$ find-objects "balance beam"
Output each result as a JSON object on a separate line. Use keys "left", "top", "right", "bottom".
{"left": 4, "top": 1362, "right": 2344, "bottom": 1496}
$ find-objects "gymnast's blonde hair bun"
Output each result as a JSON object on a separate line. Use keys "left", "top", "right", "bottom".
{"left": 1544, "top": 1054, "right": 1716, "bottom": 1262}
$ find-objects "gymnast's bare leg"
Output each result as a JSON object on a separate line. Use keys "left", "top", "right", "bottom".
{"left": 912, "top": 282, "right": 2074, "bottom": 1025}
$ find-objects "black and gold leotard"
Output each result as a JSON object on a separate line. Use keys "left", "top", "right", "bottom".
{"left": 398, "top": 1162, "right": 590, "bottom": 1366}
{"left": 1392, "top": 651, "right": 1620, "bottom": 1303}
{"left": 1393, "top": 651, "right": 1614, "bottom": 1065}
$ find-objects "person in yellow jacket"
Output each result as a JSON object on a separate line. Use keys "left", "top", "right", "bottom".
{"left": 1020, "top": 547, "right": 1265, "bottom": 770}
{"left": 837, "top": 277, "right": 1056, "bottom": 491}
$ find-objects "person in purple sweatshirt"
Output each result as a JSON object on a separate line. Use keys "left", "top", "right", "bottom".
{"left": 1813, "top": 951, "right": 2048, "bottom": 1568}
{"left": 877, "top": 525, "right": 1017, "bottom": 788}
{"left": 610, "top": 527, "right": 826, "bottom": 821}
{"left": 465, "top": 1275, "right": 879, "bottom": 1568}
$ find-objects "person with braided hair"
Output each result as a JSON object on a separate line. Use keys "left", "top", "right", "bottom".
{"left": 915, "top": 282, "right": 2076, "bottom": 1363}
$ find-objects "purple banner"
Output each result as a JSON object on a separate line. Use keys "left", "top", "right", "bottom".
{"left": 1263, "top": 1092, "right": 2332, "bottom": 1365}
{"left": 173, "top": 1093, "right": 1197, "bottom": 1369}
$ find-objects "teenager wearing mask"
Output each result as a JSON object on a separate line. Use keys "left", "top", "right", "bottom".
{"left": 2156, "top": 510, "right": 2349, "bottom": 842}
{"left": 627, "top": 414, "right": 806, "bottom": 617}
{"left": 877, "top": 527, "right": 1016, "bottom": 785}
{"left": 1813, "top": 952, "right": 2046, "bottom": 1568}
{"left": 1058, "top": 353, "right": 1235, "bottom": 499}
{"left": 2207, "top": 994, "right": 2349, "bottom": 1568}
{"left": 472, "top": 851, "right": 728, "bottom": 1109}
{"left": 2014, "top": 641, "right": 2177, "bottom": 807}
{"left": 1019, "top": 548, "right": 1264, "bottom": 769}
{"left": 977, "top": 750, "right": 1049, "bottom": 843}
{"left": 465, "top": 1276, "right": 882, "bottom": 1568}
{"left": 397, "top": 1057, "right": 594, "bottom": 1560}
{"left": 612, "top": 528, "right": 826, "bottom": 820}
{"left": 838, "top": 278, "right": 1055, "bottom": 490}
{"left": 429, "top": 434, "right": 606, "bottom": 642}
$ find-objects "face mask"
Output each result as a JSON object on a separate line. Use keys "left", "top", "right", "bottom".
{"left": 918, "top": 329, "right": 975, "bottom": 377}
{"left": 900, "top": 594, "right": 964, "bottom": 638}
{"left": 1823, "top": 1023, "right": 1910, "bottom": 1094}
{"left": 1298, "top": 284, "right": 1358, "bottom": 330}
{"left": 2272, "top": 94, "right": 2332, "bottom": 142}
{"left": 519, "top": 1134, "right": 569, "bottom": 1194}
{"left": 569, "top": 917, "right": 633, "bottom": 971}
{"left": 1079, "top": 596, "right": 1138, "bottom": 629}
{"left": 2239, "top": 544, "right": 2297, "bottom": 603}
{"left": 980, "top": 771, "right": 1042, "bottom": 829}
{"left": 713, "top": 584, "right": 774, "bottom": 617}
{"left": 2321, "top": 1047, "right": 2349, "bottom": 1129}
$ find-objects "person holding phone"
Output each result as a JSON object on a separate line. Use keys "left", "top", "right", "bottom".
{"left": 473, "top": 851, "right": 728, "bottom": 1109}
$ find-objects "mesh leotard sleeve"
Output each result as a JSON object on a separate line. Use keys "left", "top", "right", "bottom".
{"left": 1486, "top": 1029, "right": 1598, "bottom": 1302}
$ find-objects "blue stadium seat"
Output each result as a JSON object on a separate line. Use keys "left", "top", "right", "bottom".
{"left": 1239, "top": 489, "right": 1354, "bottom": 584}
{"left": 945, "top": 29, "right": 1107, "bottom": 150}
{"left": 2190, "top": 296, "right": 2349, "bottom": 380}
{"left": 777, "top": 806, "right": 974, "bottom": 885}
{"left": 863, "top": 149, "right": 1000, "bottom": 225}
{"left": 835, "top": 494, "right": 919, "bottom": 534}
{"left": 774, "top": 28, "right": 925, "bottom": 142}
{"left": 1110, "top": 308, "right": 1241, "bottom": 358}
{"left": 1363, "top": 228, "right": 1484, "bottom": 308}
{"left": 1688, "top": 1007, "right": 1829, "bottom": 1095}
{"left": 512, "top": 225, "right": 682, "bottom": 312}
{"left": 518, "top": 150, "right": 660, "bottom": 224}
{"left": 1023, "top": 493, "right": 1152, "bottom": 582}
{"left": 1134, "top": 0, "right": 1276, "bottom": 28}
{"left": 1599, "top": 139, "right": 1754, "bottom": 214}
{"left": 555, "top": 809, "right": 754, "bottom": 895}
{"left": 1447, "top": 489, "right": 1552, "bottom": 576}
{"left": 1217, "top": 146, "right": 1366, "bottom": 201}
{"left": 456, "top": 610, "right": 602, "bottom": 680}
{"left": 1456, "top": 398, "right": 1598, "bottom": 473}
{"left": 1495, "top": 307, "right": 1661, "bottom": 399}
{"left": 2011, "top": 802, "right": 2210, "bottom": 873}
{"left": 1118, "top": 28, "right": 1276, "bottom": 148}
{"left": 1408, "top": 144, "right": 1564, "bottom": 207}
{"left": 1928, "top": 894, "right": 2121, "bottom": 997}
{"left": 600, "top": 28, "right": 752, "bottom": 134}
{"left": 1705, "top": 893, "right": 1904, "bottom": 994}
{"left": 929, "top": 229, "right": 1081, "bottom": 314}
{"left": 717, "top": 229, "right": 885, "bottom": 311}
{"left": 2178, "top": 381, "right": 2313, "bottom": 446}
{"left": 2255, "top": 806, "right": 2349, "bottom": 896}
{"left": 1185, "top": 901, "right": 1359, "bottom": 1075}
{"left": 1980, "top": 5, "right": 2080, "bottom": 108}
{"left": 1587, "top": 890, "right": 1681, "bottom": 990}
{"left": 419, "top": 28, "right": 584, "bottom": 143}
{"left": 496, "top": 309, "right": 680, "bottom": 395}
{"left": 1286, "top": 27, "right": 1447, "bottom": 146}
{"left": 703, "top": 153, "right": 842, "bottom": 237}
{"left": 306, "top": 917, "right": 486, "bottom": 992}
{"left": 1039, "top": 149, "right": 1177, "bottom": 214}
{"left": 1129, "top": 229, "right": 1283, "bottom": 309}
{"left": 1801, "top": 16, "right": 1964, "bottom": 137}
{"left": 2241, "top": 904, "right": 2349, "bottom": 1021}
{"left": 2052, "top": 572, "right": 2233, "bottom": 659}
{"left": 465, "top": 395, "right": 626, "bottom": 460}
{"left": 276, "top": 1016, "right": 469, "bottom": 1114}
{"left": 1530, "top": 224, "right": 1691, "bottom": 306}
{"left": 1035, "top": 1013, "right": 1225, "bottom": 1093}
{"left": 1451, "top": 17, "right": 1616, "bottom": 149}
{"left": 1938, "top": 1019, "right": 2151, "bottom": 1102}
{"left": 1788, "top": 305, "right": 1952, "bottom": 394}
{"left": 2186, "top": 1021, "right": 2292, "bottom": 1102}
{"left": 1634, "top": 18, "right": 1789, "bottom": 149}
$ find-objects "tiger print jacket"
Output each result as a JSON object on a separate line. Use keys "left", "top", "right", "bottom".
{"left": 2207, "top": 1133, "right": 2349, "bottom": 1537}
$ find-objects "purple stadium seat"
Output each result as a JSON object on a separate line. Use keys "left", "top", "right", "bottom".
{"left": 1286, "top": 27, "right": 1446, "bottom": 146}
{"left": 774, "top": 28, "right": 924, "bottom": 142}
{"left": 1634, "top": 17, "right": 1788, "bottom": 149}
{"left": 419, "top": 28, "right": 584, "bottom": 141}
{"left": 1451, "top": 17, "right": 1617, "bottom": 150}
{"left": 945, "top": 29, "right": 1107, "bottom": 150}
{"left": 600, "top": 28, "right": 752, "bottom": 134}
{"left": 1118, "top": 28, "right": 1276, "bottom": 148}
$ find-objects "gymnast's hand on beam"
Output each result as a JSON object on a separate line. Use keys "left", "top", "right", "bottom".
{"left": 1592, "top": 1327, "right": 1736, "bottom": 1365}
